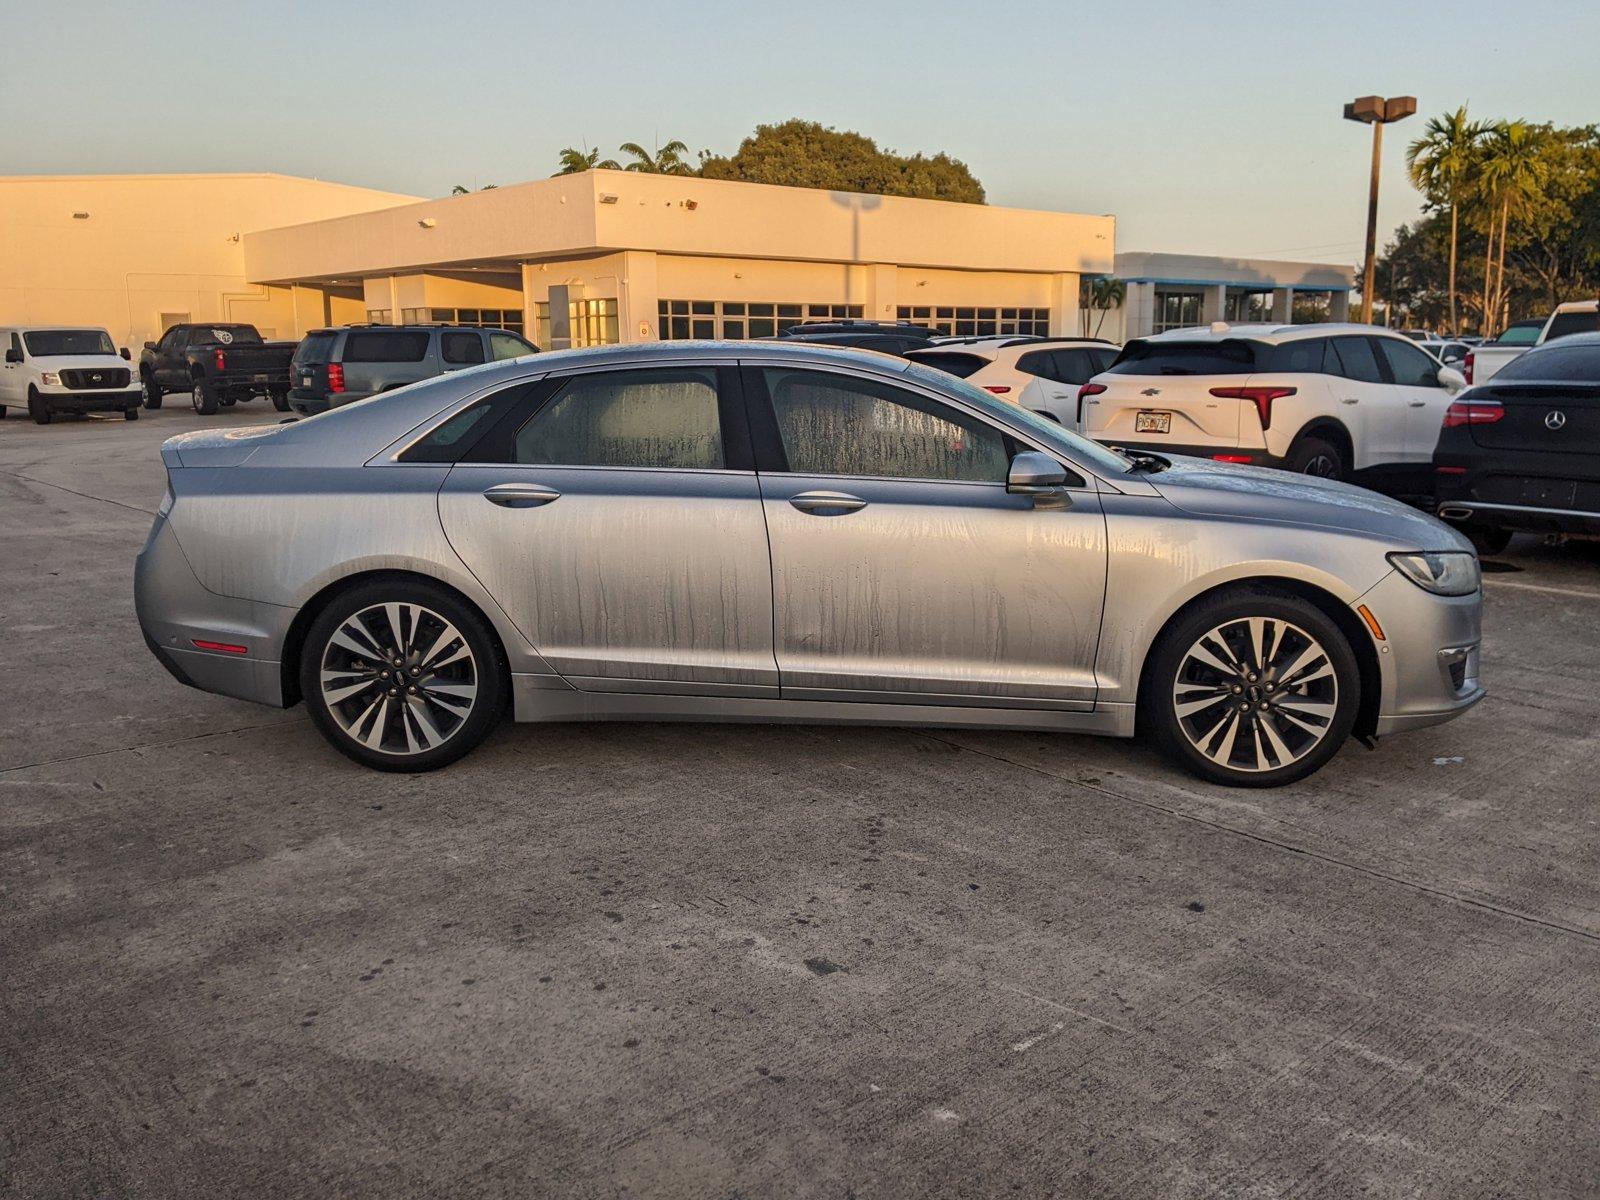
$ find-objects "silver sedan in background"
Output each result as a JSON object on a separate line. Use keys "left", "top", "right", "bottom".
{"left": 135, "top": 342, "right": 1484, "bottom": 787}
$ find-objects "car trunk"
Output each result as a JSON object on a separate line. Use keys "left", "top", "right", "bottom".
{"left": 1086, "top": 338, "right": 1262, "bottom": 444}
{"left": 1467, "top": 381, "right": 1600, "bottom": 452}
{"left": 290, "top": 332, "right": 339, "bottom": 395}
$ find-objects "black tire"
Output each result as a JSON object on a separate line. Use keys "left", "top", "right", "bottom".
{"left": 300, "top": 578, "right": 507, "bottom": 772}
{"left": 1460, "top": 523, "right": 1512, "bottom": 556}
{"left": 191, "top": 377, "right": 218, "bottom": 416}
{"left": 27, "top": 387, "right": 52, "bottom": 425}
{"left": 124, "top": 406, "right": 140, "bottom": 421}
{"left": 142, "top": 372, "right": 164, "bottom": 410}
{"left": 1285, "top": 435, "right": 1345, "bottom": 480}
{"left": 0, "top": 401, "right": 8, "bottom": 419}
{"left": 270, "top": 390, "right": 291, "bottom": 413}
{"left": 1141, "top": 587, "right": 1360, "bottom": 788}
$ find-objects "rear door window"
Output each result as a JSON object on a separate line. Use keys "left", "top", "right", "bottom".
{"left": 1266, "top": 338, "right": 1330, "bottom": 375}
{"left": 1106, "top": 340, "right": 1258, "bottom": 375}
{"left": 489, "top": 331, "right": 535, "bottom": 360}
{"left": 343, "top": 330, "right": 431, "bottom": 363}
{"left": 441, "top": 331, "right": 486, "bottom": 365}
{"left": 1374, "top": 337, "right": 1442, "bottom": 387}
{"left": 1015, "top": 350, "right": 1062, "bottom": 381}
{"left": 1051, "top": 348, "right": 1097, "bottom": 383}
{"left": 1328, "top": 337, "right": 1384, "bottom": 384}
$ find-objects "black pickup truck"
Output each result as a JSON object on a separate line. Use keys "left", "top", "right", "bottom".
{"left": 139, "top": 323, "right": 297, "bottom": 415}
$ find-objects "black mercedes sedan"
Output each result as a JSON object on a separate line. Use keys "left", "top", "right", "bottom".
{"left": 1434, "top": 333, "right": 1600, "bottom": 553}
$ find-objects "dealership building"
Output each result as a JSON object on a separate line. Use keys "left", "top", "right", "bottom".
{"left": 0, "top": 171, "right": 1351, "bottom": 351}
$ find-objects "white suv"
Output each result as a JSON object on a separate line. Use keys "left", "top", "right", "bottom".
{"left": 908, "top": 338, "right": 1119, "bottom": 427}
{"left": 1, "top": 326, "right": 142, "bottom": 424}
{"left": 1079, "top": 323, "right": 1466, "bottom": 489}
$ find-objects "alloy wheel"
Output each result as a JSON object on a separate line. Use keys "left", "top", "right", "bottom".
{"left": 1171, "top": 616, "right": 1339, "bottom": 774}
{"left": 192, "top": 384, "right": 205, "bottom": 413}
{"left": 1300, "top": 454, "right": 1338, "bottom": 477}
{"left": 318, "top": 602, "right": 479, "bottom": 757}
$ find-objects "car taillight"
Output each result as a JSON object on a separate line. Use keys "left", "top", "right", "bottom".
{"left": 1208, "top": 386, "right": 1296, "bottom": 431}
{"left": 1442, "top": 399, "right": 1503, "bottom": 427}
{"left": 1077, "top": 382, "right": 1107, "bottom": 425}
{"left": 214, "top": 348, "right": 226, "bottom": 371}
{"left": 328, "top": 363, "right": 345, "bottom": 393}
{"left": 1211, "top": 454, "right": 1254, "bottom": 464}
{"left": 1463, "top": 350, "right": 1475, "bottom": 384}
{"left": 982, "top": 385, "right": 1011, "bottom": 394}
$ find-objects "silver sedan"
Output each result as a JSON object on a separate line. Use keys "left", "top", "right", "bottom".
{"left": 135, "top": 341, "right": 1484, "bottom": 786}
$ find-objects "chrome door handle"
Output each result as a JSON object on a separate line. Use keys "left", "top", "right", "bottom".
{"left": 1408, "top": 400, "right": 1427, "bottom": 408}
{"left": 790, "top": 490, "right": 868, "bottom": 515}
{"left": 483, "top": 482, "right": 561, "bottom": 507}
{"left": 1341, "top": 397, "right": 1359, "bottom": 405}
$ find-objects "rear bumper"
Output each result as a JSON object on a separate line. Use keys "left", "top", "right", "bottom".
{"left": 289, "top": 390, "right": 368, "bottom": 414}
{"left": 134, "top": 517, "right": 294, "bottom": 708}
{"left": 1094, "top": 438, "right": 1287, "bottom": 469}
{"left": 1435, "top": 499, "right": 1600, "bottom": 537}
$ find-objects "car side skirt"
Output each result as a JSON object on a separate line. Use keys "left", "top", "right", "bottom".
{"left": 511, "top": 675, "right": 1137, "bottom": 736}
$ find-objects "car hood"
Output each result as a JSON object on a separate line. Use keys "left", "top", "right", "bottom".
{"left": 1147, "top": 456, "right": 1471, "bottom": 550}
{"left": 35, "top": 355, "right": 130, "bottom": 372}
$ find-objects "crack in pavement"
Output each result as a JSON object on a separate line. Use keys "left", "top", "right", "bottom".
{"left": 0, "top": 468, "right": 157, "bottom": 517}
{"left": 0, "top": 716, "right": 311, "bottom": 777}
{"left": 926, "top": 734, "right": 1600, "bottom": 948}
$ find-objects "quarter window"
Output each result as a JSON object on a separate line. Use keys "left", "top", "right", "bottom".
{"left": 1268, "top": 338, "right": 1331, "bottom": 375}
{"left": 343, "top": 330, "right": 431, "bottom": 363}
{"left": 489, "top": 331, "right": 535, "bottom": 360}
{"left": 514, "top": 368, "right": 724, "bottom": 470}
{"left": 1374, "top": 337, "right": 1441, "bottom": 387}
{"left": 763, "top": 368, "right": 1010, "bottom": 483}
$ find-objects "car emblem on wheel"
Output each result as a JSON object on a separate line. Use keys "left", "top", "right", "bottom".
{"left": 1545, "top": 411, "right": 1567, "bottom": 430}
{"left": 1141, "top": 387, "right": 1161, "bottom": 396}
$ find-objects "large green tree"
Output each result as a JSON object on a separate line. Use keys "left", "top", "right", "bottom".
{"left": 698, "top": 119, "right": 985, "bottom": 204}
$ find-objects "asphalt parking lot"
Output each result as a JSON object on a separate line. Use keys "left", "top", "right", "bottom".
{"left": 3, "top": 403, "right": 1598, "bottom": 1199}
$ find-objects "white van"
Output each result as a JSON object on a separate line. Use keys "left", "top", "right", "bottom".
{"left": 0, "top": 326, "right": 142, "bottom": 424}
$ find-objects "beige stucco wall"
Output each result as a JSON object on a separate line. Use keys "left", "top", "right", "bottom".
{"left": 0, "top": 174, "right": 420, "bottom": 346}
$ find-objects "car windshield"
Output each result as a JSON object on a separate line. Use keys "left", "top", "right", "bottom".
{"left": 1493, "top": 342, "right": 1600, "bottom": 383}
{"left": 23, "top": 329, "right": 116, "bottom": 357}
{"left": 901, "top": 360, "right": 1136, "bottom": 477}
{"left": 1543, "top": 311, "right": 1600, "bottom": 343}
{"left": 1494, "top": 324, "right": 1545, "bottom": 346}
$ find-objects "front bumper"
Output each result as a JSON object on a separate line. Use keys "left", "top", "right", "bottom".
{"left": 33, "top": 388, "right": 142, "bottom": 413}
{"left": 134, "top": 516, "right": 295, "bottom": 708}
{"left": 1356, "top": 568, "right": 1484, "bottom": 736}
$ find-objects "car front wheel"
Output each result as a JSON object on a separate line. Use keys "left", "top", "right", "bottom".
{"left": 142, "top": 373, "right": 163, "bottom": 409}
{"left": 27, "top": 387, "right": 52, "bottom": 425}
{"left": 1143, "top": 589, "right": 1360, "bottom": 787}
{"left": 300, "top": 580, "right": 507, "bottom": 772}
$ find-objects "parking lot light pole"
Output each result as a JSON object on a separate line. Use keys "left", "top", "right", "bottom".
{"left": 1344, "top": 95, "right": 1416, "bottom": 325}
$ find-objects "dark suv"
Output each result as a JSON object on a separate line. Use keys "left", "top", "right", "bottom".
{"left": 773, "top": 320, "right": 938, "bottom": 357}
{"left": 289, "top": 325, "right": 539, "bottom": 414}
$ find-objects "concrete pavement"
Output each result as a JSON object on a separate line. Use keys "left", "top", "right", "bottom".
{"left": 2, "top": 404, "right": 1597, "bottom": 1198}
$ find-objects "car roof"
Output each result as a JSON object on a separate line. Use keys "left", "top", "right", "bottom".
{"left": 1140, "top": 321, "right": 1415, "bottom": 346}
{"left": 912, "top": 337, "right": 1113, "bottom": 363}
{"left": 1552, "top": 300, "right": 1600, "bottom": 314}
{"left": 1528, "top": 330, "right": 1600, "bottom": 348}
{"left": 4, "top": 324, "right": 114, "bottom": 333}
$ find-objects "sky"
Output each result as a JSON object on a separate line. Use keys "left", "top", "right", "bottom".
{"left": 4, "top": 0, "right": 1597, "bottom": 267}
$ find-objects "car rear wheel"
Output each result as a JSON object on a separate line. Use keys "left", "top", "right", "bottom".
{"left": 301, "top": 580, "right": 507, "bottom": 772}
{"left": 124, "top": 406, "right": 139, "bottom": 421}
{"left": 1459, "top": 523, "right": 1512, "bottom": 556}
{"left": 27, "top": 387, "right": 51, "bottom": 425}
{"left": 270, "top": 390, "right": 291, "bottom": 413}
{"left": 191, "top": 379, "right": 218, "bottom": 415}
{"left": 142, "top": 372, "right": 163, "bottom": 409}
{"left": 1143, "top": 589, "right": 1359, "bottom": 787}
{"left": 1286, "top": 436, "right": 1345, "bottom": 480}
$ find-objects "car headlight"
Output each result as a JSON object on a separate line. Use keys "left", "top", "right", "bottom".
{"left": 1387, "top": 551, "right": 1480, "bottom": 596}
{"left": 39, "top": 371, "right": 60, "bottom": 385}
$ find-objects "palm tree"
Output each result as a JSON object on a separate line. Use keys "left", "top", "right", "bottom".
{"left": 1406, "top": 106, "right": 1485, "bottom": 335}
{"left": 617, "top": 139, "right": 694, "bottom": 176}
{"left": 553, "top": 146, "right": 620, "bottom": 176}
{"left": 1476, "top": 121, "right": 1552, "bottom": 334}
{"left": 1080, "top": 277, "right": 1127, "bottom": 338}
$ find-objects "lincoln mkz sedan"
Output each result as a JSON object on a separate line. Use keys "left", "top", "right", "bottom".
{"left": 135, "top": 342, "right": 1484, "bottom": 786}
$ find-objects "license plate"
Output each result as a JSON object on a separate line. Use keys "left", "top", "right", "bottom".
{"left": 1134, "top": 410, "right": 1172, "bottom": 435}
{"left": 253, "top": 373, "right": 270, "bottom": 383}
{"left": 302, "top": 374, "right": 313, "bottom": 386}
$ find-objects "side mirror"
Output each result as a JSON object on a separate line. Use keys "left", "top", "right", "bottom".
{"left": 1007, "top": 450, "right": 1068, "bottom": 497}
{"left": 143, "top": 341, "right": 156, "bottom": 351}
{"left": 1438, "top": 365, "right": 1467, "bottom": 394}
{"left": 4, "top": 348, "right": 21, "bottom": 364}
{"left": 119, "top": 347, "right": 131, "bottom": 360}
